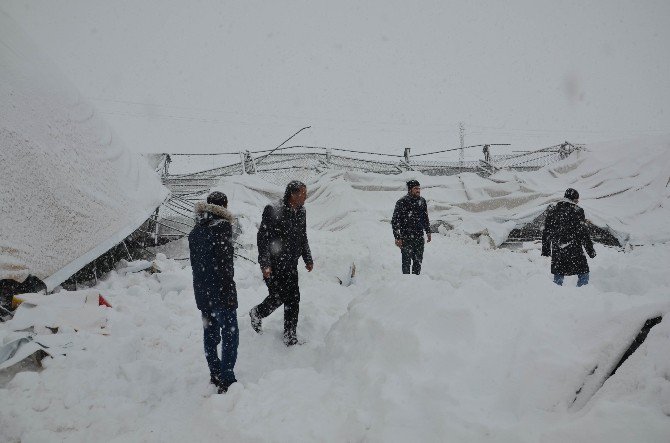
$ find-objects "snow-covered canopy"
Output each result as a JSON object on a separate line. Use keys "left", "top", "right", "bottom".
{"left": 278, "top": 137, "right": 669, "bottom": 247}
{"left": 480, "top": 138, "right": 670, "bottom": 246}
{"left": 0, "top": 11, "right": 168, "bottom": 290}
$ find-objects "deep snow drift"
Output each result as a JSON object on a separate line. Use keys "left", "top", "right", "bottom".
{"left": 2, "top": 138, "right": 670, "bottom": 441}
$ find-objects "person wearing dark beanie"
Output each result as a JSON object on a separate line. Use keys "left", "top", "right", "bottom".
{"left": 564, "top": 188, "right": 579, "bottom": 202}
{"left": 391, "top": 180, "right": 431, "bottom": 274}
{"left": 406, "top": 179, "right": 420, "bottom": 191}
{"left": 541, "top": 188, "right": 596, "bottom": 287}
{"left": 207, "top": 191, "right": 228, "bottom": 207}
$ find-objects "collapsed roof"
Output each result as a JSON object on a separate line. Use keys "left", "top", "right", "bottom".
{"left": 208, "top": 137, "right": 669, "bottom": 248}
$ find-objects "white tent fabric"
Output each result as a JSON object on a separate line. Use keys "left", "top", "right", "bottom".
{"left": 292, "top": 137, "right": 670, "bottom": 247}
{"left": 0, "top": 11, "right": 168, "bottom": 290}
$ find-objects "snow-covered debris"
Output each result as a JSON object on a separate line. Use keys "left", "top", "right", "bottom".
{"left": 297, "top": 137, "right": 669, "bottom": 247}
{"left": 2, "top": 163, "right": 670, "bottom": 441}
{"left": 9, "top": 290, "right": 110, "bottom": 334}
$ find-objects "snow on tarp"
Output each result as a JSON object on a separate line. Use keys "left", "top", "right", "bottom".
{"left": 476, "top": 138, "right": 670, "bottom": 246}
{"left": 9, "top": 291, "right": 110, "bottom": 334}
{"left": 259, "top": 137, "right": 668, "bottom": 247}
{"left": 0, "top": 11, "right": 168, "bottom": 290}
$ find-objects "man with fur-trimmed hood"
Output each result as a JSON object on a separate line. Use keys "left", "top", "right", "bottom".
{"left": 541, "top": 188, "right": 596, "bottom": 287}
{"left": 188, "top": 191, "right": 238, "bottom": 393}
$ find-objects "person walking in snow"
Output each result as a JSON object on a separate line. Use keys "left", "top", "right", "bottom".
{"left": 249, "top": 181, "right": 314, "bottom": 346}
{"left": 391, "top": 179, "right": 431, "bottom": 275}
{"left": 541, "top": 188, "right": 596, "bottom": 287}
{"left": 188, "top": 191, "right": 238, "bottom": 393}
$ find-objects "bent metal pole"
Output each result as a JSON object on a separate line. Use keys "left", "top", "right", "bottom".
{"left": 254, "top": 126, "right": 311, "bottom": 167}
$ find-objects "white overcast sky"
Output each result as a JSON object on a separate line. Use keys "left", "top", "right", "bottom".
{"left": 2, "top": 0, "right": 669, "bottom": 156}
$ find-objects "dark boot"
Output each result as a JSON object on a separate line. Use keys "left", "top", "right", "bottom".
{"left": 283, "top": 334, "right": 305, "bottom": 347}
{"left": 217, "top": 379, "right": 236, "bottom": 394}
{"left": 249, "top": 307, "right": 262, "bottom": 334}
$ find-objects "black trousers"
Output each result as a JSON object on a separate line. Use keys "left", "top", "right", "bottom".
{"left": 255, "top": 268, "right": 300, "bottom": 339}
{"left": 401, "top": 237, "right": 425, "bottom": 274}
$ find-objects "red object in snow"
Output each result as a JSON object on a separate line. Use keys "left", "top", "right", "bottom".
{"left": 98, "top": 295, "right": 112, "bottom": 308}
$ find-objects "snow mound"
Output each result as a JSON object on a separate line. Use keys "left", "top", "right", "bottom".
{"left": 0, "top": 11, "right": 168, "bottom": 289}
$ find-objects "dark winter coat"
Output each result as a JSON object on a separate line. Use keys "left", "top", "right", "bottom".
{"left": 257, "top": 201, "right": 313, "bottom": 271}
{"left": 188, "top": 202, "right": 237, "bottom": 311}
{"left": 391, "top": 194, "right": 431, "bottom": 240}
{"left": 541, "top": 200, "right": 596, "bottom": 276}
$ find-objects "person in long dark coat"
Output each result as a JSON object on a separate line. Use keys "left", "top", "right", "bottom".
{"left": 541, "top": 188, "right": 596, "bottom": 287}
{"left": 249, "top": 181, "right": 314, "bottom": 346}
{"left": 391, "top": 179, "right": 431, "bottom": 274}
{"left": 188, "top": 191, "right": 238, "bottom": 393}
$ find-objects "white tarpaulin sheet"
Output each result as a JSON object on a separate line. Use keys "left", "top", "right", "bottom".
{"left": 0, "top": 11, "right": 168, "bottom": 289}
{"left": 293, "top": 137, "right": 670, "bottom": 247}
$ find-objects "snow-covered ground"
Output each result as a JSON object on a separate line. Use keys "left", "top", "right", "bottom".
{"left": 2, "top": 155, "right": 670, "bottom": 442}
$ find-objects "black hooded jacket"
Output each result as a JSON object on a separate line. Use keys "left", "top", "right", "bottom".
{"left": 188, "top": 202, "right": 238, "bottom": 311}
{"left": 257, "top": 201, "right": 313, "bottom": 271}
{"left": 541, "top": 200, "right": 596, "bottom": 275}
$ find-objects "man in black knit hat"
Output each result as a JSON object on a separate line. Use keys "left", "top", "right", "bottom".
{"left": 391, "top": 179, "right": 431, "bottom": 274}
{"left": 541, "top": 188, "right": 596, "bottom": 287}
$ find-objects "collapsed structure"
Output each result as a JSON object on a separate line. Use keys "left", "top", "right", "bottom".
{"left": 0, "top": 12, "right": 168, "bottom": 303}
{"left": 154, "top": 137, "right": 670, "bottom": 249}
